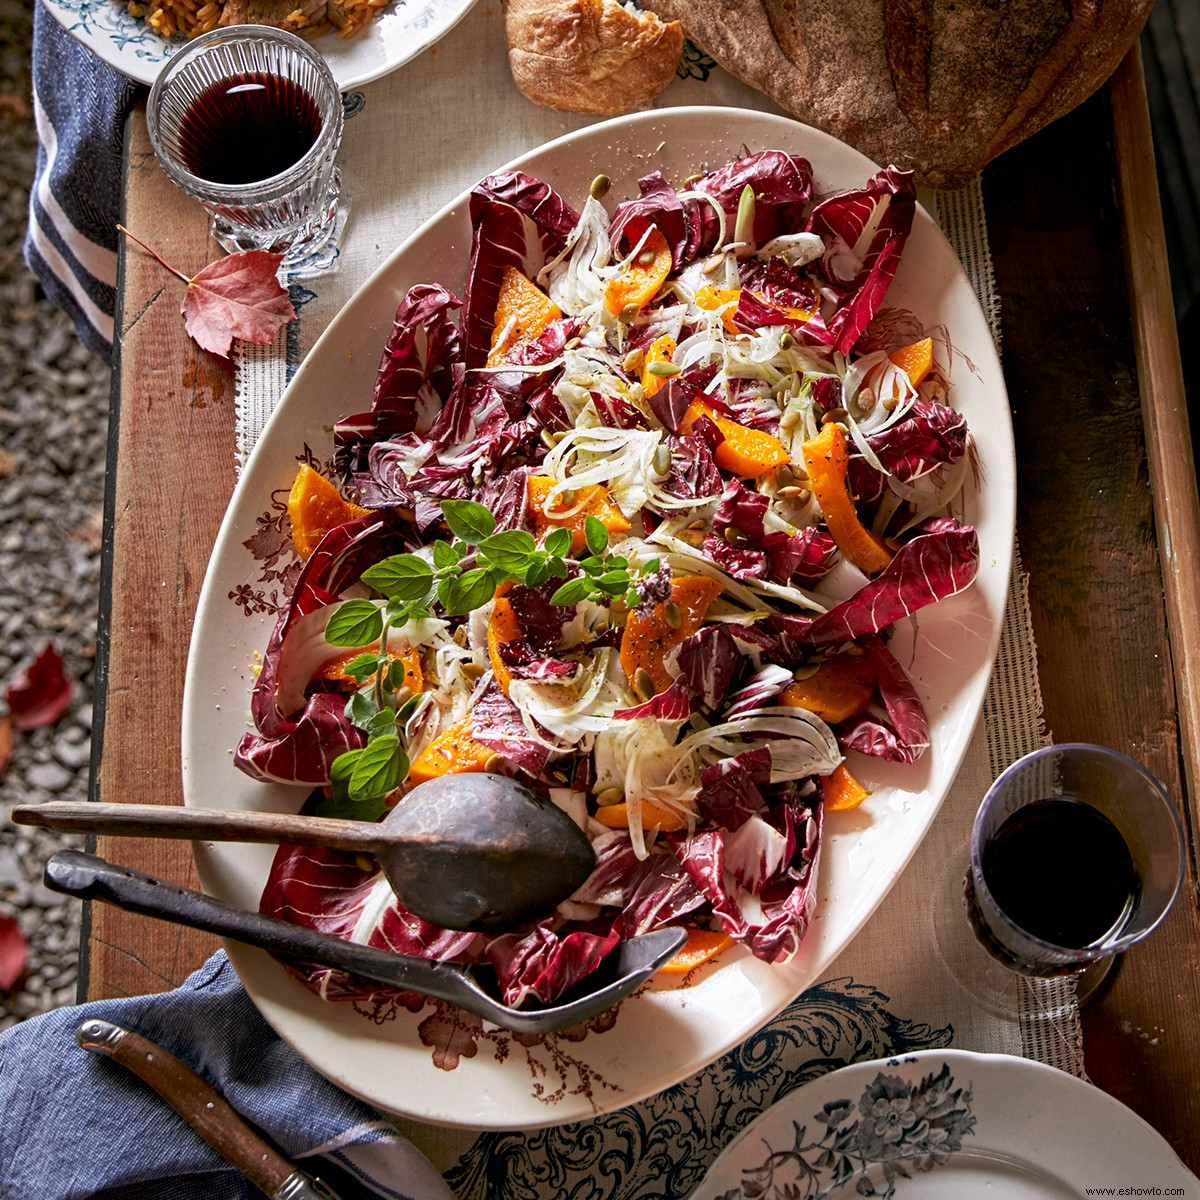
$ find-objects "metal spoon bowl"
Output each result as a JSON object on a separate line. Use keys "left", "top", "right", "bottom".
{"left": 44, "top": 850, "right": 686, "bottom": 1035}
{"left": 14, "top": 773, "right": 596, "bottom": 932}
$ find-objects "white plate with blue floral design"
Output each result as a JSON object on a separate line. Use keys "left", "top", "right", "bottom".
{"left": 42, "top": 0, "right": 479, "bottom": 89}
{"left": 692, "top": 1049, "right": 1199, "bottom": 1199}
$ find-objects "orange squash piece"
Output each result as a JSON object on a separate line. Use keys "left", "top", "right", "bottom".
{"left": 407, "top": 716, "right": 495, "bottom": 785}
{"left": 821, "top": 762, "right": 871, "bottom": 811}
{"left": 619, "top": 574, "right": 723, "bottom": 694}
{"left": 679, "top": 397, "right": 791, "bottom": 478}
{"left": 487, "top": 267, "right": 562, "bottom": 367}
{"left": 317, "top": 644, "right": 424, "bottom": 696}
{"left": 779, "top": 655, "right": 876, "bottom": 724}
{"left": 486, "top": 593, "right": 524, "bottom": 697}
{"left": 594, "top": 796, "right": 688, "bottom": 833}
{"left": 527, "top": 475, "right": 632, "bottom": 554}
{"left": 658, "top": 928, "right": 736, "bottom": 975}
{"left": 888, "top": 336, "right": 933, "bottom": 388}
{"left": 605, "top": 226, "right": 672, "bottom": 317}
{"left": 287, "top": 464, "right": 370, "bottom": 561}
{"left": 640, "top": 333, "right": 678, "bottom": 398}
{"left": 693, "top": 286, "right": 742, "bottom": 334}
{"left": 800, "top": 422, "right": 894, "bottom": 575}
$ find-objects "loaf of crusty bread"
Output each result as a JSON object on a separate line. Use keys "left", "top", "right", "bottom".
{"left": 638, "top": 0, "right": 1154, "bottom": 186}
{"left": 505, "top": 0, "right": 684, "bottom": 117}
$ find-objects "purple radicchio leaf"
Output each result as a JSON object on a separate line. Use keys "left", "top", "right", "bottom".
{"left": 839, "top": 639, "right": 931, "bottom": 763}
{"left": 722, "top": 664, "right": 796, "bottom": 720}
{"left": 332, "top": 285, "right": 463, "bottom": 483}
{"left": 614, "top": 676, "right": 692, "bottom": 720}
{"left": 766, "top": 518, "right": 979, "bottom": 650}
{"left": 461, "top": 171, "right": 581, "bottom": 371}
{"left": 697, "top": 746, "right": 771, "bottom": 831}
{"left": 669, "top": 792, "right": 822, "bottom": 962}
{"left": 655, "top": 433, "right": 724, "bottom": 508}
{"left": 688, "top": 151, "right": 814, "bottom": 258}
{"left": 484, "top": 920, "right": 620, "bottom": 1007}
{"left": 235, "top": 514, "right": 409, "bottom": 785}
{"left": 671, "top": 623, "right": 740, "bottom": 711}
{"left": 478, "top": 315, "right": 586, "bottom": 430}
{"left": 469, "top": 679, "right": 551, "bottom": 777}
{"left": 647, "top": 375, "right": 703, "bottom": 433}
{"left": 609, "top": 171, "right": 688, "bottom": 267}
{"left": 807, "top": 166, "right": 917, "bottom": 354}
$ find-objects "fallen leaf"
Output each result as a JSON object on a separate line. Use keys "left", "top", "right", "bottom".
{"left": 181, "top": 252, "right": 297, "bottom": 358}
{"left": 0, "top": 916, "right": 28, "bottom": 994}
{"left": 7, "top": 642, "right": 73, "bottom": 730}
{"left": 117, "top": 226, "right": 295, "bottom": 359}
{"left": 0, "top": 714, "right": 11, "bottom": 782}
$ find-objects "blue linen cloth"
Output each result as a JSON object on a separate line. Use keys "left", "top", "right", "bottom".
{"left": 25, "top": 0, "right": 140, "bottom": 363}
{"left": 0, "top": 951, "right": 455, "bottom": 1200}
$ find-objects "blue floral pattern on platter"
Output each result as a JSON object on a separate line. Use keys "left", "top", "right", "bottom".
{"left": 444, "top": 976, "right": 954, "bottom": 1200}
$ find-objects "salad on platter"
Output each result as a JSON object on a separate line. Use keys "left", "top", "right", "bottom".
{"left": 236, "top": 149, "right": 979, "bottom": 1015}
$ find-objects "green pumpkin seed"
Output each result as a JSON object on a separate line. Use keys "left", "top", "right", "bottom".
{"left": 589, "top": 174, "right": 611, "bottom": 200}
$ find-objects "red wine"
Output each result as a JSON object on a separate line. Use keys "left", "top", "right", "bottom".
{"left": 178, "top": 73, "right": 321, "bottom": 186}
{"left": 981, "top": 796, "right": 1138, "bottom": 948}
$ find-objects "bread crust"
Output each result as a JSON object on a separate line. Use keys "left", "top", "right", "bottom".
{"left": 505, "top": 0, "right": 685, "bottom": 116}
{"left": 639, "top": 0, "right": 1153, "bottom": 186}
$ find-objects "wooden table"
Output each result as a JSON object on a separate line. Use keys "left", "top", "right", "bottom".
{"left": 89, "top": 48, "right": 1200, "bottom": 1172}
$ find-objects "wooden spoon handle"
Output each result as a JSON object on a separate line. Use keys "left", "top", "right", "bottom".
{"left": 11, "top": 801, "right": 383, "bottom": 853}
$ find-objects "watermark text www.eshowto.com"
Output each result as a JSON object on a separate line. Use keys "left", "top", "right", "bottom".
{"left": 1084, "top": 1188, "right": 1189, "bottom": 1196}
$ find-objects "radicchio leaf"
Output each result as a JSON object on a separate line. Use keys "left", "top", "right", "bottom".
{"left": 697, "top": 746, "right": 771, "bottom": 831}
{"left": 767, "top": 518, "right": 979, "bottom": 649}
{"left": 484, "top": 921, "right": 619, "bottom": 1007}
{"left": 839, "top": 640, "right": 931, "bottom": 763}
{"left": 609, "top": 171, "right": 688, "bottom": 267}
{"left": 671, "top": 623, "right": 740, "bottom": 711}
{"left": 469, "top": 680, "right": 551, "bottom": 777}
{"left": 614, "top": 677, "right": 692, "bottom": 720}
{"left": 461, "top": 172, "right": 581, "bottom": 370}
{"left": 807, "top": 166, "right": 917, "bottom": 354}
{"left": 689, "top": 151, "right": 813, "bottom": 257}
{"left": 235, "top": 514, "right": 408, "bottom": 785}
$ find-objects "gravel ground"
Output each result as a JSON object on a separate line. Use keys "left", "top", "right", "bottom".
{"left": 0, "top": 0, "right": 110, "bottom": 1029}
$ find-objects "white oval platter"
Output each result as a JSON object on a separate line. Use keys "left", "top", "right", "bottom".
{"left": 181, "top": 107, "right": 1017, "bottom": 1129}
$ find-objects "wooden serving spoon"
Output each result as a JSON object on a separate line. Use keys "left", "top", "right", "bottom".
{"left": 13, "top": 773, "right": 596, "bottom": 933}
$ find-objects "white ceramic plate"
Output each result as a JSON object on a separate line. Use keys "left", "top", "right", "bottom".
{"left": 692, "top": 1049, "right": 1199, "bottom": 1198}
{"left": 181, "top": 107, "right": 1017, "bottom": 1130}
{"left": 43, "top": 0, "right": 478, "bottom": 90}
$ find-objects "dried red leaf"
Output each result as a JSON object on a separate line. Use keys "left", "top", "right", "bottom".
{"left": 118, "top": 226, "right": 295, "bottom": 359}
{"left": 181, "top": 252, "right": 296, "bottom": 358}
{"left": 0, "top": 916, "right": 28, "bottom": 994}
{"left": 7, "top": 642, "right": 73, "bottom": 731}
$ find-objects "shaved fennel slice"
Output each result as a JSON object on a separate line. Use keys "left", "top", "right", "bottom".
{"left": 541, "top": 195, "right": 614, "bottom": 316}
{"left": 507, "top": 648, "right": 623, "bottom": 742}
{"left": 541, "top": 425, "right": 663, "bottom": 518}
{"left": 671, "top": 707, "right": 842, "bottom": 783}
{"left": 647, "top": 526, "right": 829, "bottom": 614}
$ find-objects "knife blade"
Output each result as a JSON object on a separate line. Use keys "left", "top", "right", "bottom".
{"left": 76, "top": 1018, "right": 342, "bottom": 1200}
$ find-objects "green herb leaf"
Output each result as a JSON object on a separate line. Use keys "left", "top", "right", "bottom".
{"left": 396, "top": 693, "right": 424, "bottom": 723}
{"left": 584, "top": 514, "right": 609, "bottom": 556}
{"left": 340, "top": 653, "right": 382, "bottom": 680}
{"left": 640, "top": 557, "right": 661, "bottom": 576}
{"left": 543, "top": 527, "right": 572, "bottom": 557}
{"left": 525, "top": 558, "right": 551, "bottom": 588}
{"left": 478, "top": 529, "right": 538, "bottom": 573}
{"left": 345, "top": 691, "right": 377, "bottom": 729}
{"left": 361, "top": 554, "right": 434, "bottom": 602}
{"left": 550, "top": 576, "right": 592, "bottom": 606}
{"left": 440, "top": 499, "right": 495, "bottom": 544}
{"left": 348, "top": 733, "right": 404, "bottom": 802}
{"left": 432, "top": 540, "right": 462, "bottom": 571}
{"left": 441, "top": 567, "right": 497, "bottom": 615}
{"left": 325, "top": 599, "right": 384, "bottom": 647}
{"left": 363, "top": 707, "right": 399, "bottom": 738}
{"left": 385, "top": 658, "right": 412, "bottom": 692}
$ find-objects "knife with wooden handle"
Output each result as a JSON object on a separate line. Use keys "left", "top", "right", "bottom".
{"left": 76, "top": 1019, "right": 342, "bottom": 1200}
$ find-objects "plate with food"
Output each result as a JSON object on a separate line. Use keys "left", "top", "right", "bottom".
{"left": 181, "top": 106, "right": 1015, "bottom": 1128}
{"left": 42, "top": 0, "right": 477, "bottom": 89}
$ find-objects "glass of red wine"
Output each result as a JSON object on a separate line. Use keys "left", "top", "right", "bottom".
{"left": 146, "top": 25, "right": 345, "bottom": 272}
{"left": 963, "top": 743, "right": 1184, "bottom": 1005}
